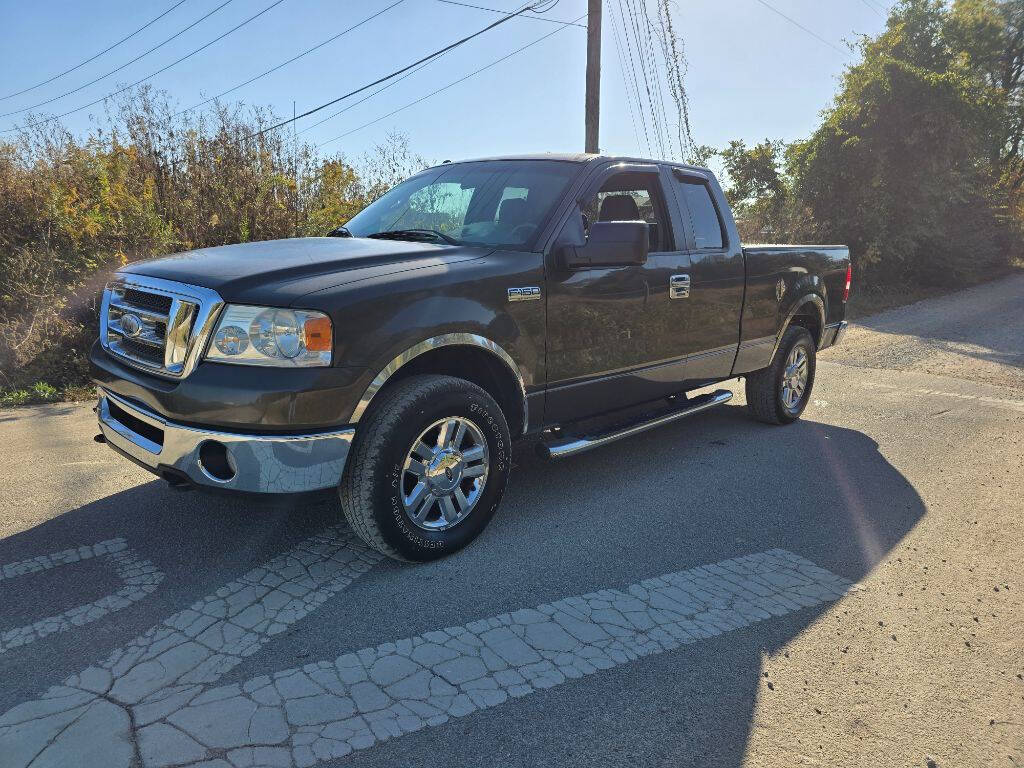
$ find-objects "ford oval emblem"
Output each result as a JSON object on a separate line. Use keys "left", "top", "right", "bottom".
{"left": 119, "top": 313, "right": 143, "bottom": 338}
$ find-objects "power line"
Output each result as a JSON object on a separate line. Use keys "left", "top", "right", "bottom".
{"left": 612, "top": 0, "right": 651, "bottom": 155}
{"left": 317, "top": 12, "right": 586, "bottom": 148}
{"left": 606, "top": 0, "right": 643, "bottom": 155}
{"left": 247, "top": 0, "right": 558, "bottom": 141}
{"left": 0, "top": 0, "right": 193, "bottom": 102}
{"left": 296, "top": 57, "right": 436, "bottom": 137}
{"left": 621, "top": 0, "right": 665, "bottom": 157}
{"left": 1, "top": 0, "right": 237, "bottom": 118}
{"left": 749, "top": 0, "right": 849, "bottom": 57}
{"left": 297, "top": 0, "right": 552, "bottom": 136}
{"left": 436, "top": 0, "right": 586, "bottom": 28}
{"left": 857, "top": 0, "right": 884, "bottom": 17}
{"left": 3, "top": 0, "right": 288, "bottom": 134}
{"left": 175, "top": 0, "right": 405, "bottom": 117}
{"left": 640, "top": 6, "right": 674, "bottom": 159}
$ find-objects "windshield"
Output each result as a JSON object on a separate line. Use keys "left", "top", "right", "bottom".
{"left": 343, "top": 160, "right": 580, "bottom": 249}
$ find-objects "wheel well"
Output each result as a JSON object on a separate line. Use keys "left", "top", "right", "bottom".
{"left": 377, "top": 346, "right": 526, "bottom": 438}
{"left": 788, "top": 304, "right": 823, "bottom": 347}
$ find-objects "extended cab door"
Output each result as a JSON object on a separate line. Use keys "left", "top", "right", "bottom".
{"left": 544, "top": 163, "right": 692, "bottom": 423}
{"left": 666, "top": 169, "right": 746, "bottom": 382}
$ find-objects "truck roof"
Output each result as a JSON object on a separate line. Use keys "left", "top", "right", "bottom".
{"left": 430, "top": 153, "right": 713, "bottom": 176}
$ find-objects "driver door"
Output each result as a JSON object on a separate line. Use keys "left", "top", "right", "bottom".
{"left": 544, "top": 163, "right": 692, "bottom": 423}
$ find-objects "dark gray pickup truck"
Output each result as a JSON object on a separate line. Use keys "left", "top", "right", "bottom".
{"left": 91, "top": 154, "right": 850, "bottom": 561}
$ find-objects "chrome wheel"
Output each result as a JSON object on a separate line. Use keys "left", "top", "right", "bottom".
{"left": 781, "top": 345, "right": 809, "bottom": 410}
{"left": 401, "top": 416, "right": 489, "bottom": 531}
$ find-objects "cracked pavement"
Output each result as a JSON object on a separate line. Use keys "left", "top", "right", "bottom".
{"left": 0, "top": 274, "right": 1022, "bottom": 767}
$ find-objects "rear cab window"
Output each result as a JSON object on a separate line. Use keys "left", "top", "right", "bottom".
{"left": 674, "top": 176, "right": 727, "bottom": 250}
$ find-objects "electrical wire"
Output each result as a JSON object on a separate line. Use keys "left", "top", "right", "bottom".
{"left": 749, "top": 0, "right": 849, "bottom": 56}
{"left": 247, "top": 0, "right": 558, "bottom": 140}
{"left": 621, "top": 0, "right": 665, "bottom": 157}
{"left": 612, "top": 0, "right": 652, "bottom": 155}
{"left": 316, "top": 12, "right": 586, "bottom": 148}
{"left": 606, "top": 0, "right": 644, "bottom": 155}
{"left": 3, "top": 0, "right": 289, "bottom": 134}
{"left": 0, "top": 0, "right": 192, "bottom": 102}
{"left": 175, "top": 0, "right": 405, "bottom": 117}
{"left": 296, "top": 0, "right": 564, "bottom": 136}
{"left": 296, "top": 57, "right": 436, "bottom": 137}
{"left": 1, "top": 0, "right": 237, "bottom": 118}
{"left": 436, "top": 0, "right": 586, "bottom": 28}
{"left": 856, "top": 0, "right": 884, "bottom": 17}
{"left": 641, "top": 7, "right": 674, "bottom": 158}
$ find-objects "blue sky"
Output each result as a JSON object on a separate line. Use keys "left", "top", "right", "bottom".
{"left": 0, "top": 0, "right": 889, "bottom": 165}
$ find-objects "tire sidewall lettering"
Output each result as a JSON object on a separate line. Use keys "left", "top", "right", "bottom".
{"left": 375, "top": 385, "right": 511, "bottom": 558}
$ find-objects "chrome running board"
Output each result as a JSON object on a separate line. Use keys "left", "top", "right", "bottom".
{"left": 538, "top": 389, "right": 734, "bottom": 460}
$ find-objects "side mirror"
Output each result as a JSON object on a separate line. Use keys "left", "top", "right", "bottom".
{"left": 561, "top": 221, "right": 649, "bottom": 268}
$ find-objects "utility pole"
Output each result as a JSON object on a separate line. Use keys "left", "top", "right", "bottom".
{"left": 293, "top": 100, "right": 299, "bottom": 236}
{"left": 585, "top": 0, "right": 601, "bottom": 153}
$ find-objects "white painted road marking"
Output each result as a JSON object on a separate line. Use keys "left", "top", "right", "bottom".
{"left": 863, "top": 380, "right": 1024, "bottom": 413}
{"left": 0, "top": 526, "right": 381, "bottom": 768}
{"left": 909, "top": 387, "right": 1024, "bottom": 413}
{"left": 0, "top": 547, "right": 852, "bottom": 767}
{"left": 1, "top": 539, "right": 164, "bottom": 654}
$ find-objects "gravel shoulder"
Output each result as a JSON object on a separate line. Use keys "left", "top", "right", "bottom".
{"left": 828, "top": 272, "right": 1024, "bottom": 392}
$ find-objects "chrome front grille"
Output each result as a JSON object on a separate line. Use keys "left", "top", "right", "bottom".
{"left": 100, "top": 275, "right": 224, "bottom": 378}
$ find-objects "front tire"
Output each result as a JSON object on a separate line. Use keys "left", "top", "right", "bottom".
{"left": 745, "top": 326, "right": 816, "bottom": 424}
{"left": 339, "top": 375, "right": 511, "bottom": 562}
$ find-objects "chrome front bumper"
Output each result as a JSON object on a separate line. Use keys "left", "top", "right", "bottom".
{"left": 97, "top": 390, "right": 354, "bottom": 494}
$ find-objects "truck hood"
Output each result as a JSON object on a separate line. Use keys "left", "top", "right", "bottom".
{"left": 119, "top": 237, "right": 488, "bottom": 305}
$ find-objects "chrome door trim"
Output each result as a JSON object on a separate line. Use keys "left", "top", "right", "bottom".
{"left": 350, "top": 334, "right": 529, "bottom": 434}
{"left": 669, "top": 274, "right": 690, "bottom": 299}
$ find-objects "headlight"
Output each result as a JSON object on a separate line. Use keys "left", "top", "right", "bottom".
{"left": 205, "top": 305, "right": 332, "bottom": 367}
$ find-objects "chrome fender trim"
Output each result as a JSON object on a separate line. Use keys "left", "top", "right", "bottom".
{"left": 769, "top": 293, "right": 826, "bottom": 365}
{"left": 350, "top": 333, "right": 529, "bottom": 434}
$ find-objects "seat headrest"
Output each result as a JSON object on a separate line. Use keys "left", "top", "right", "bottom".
{"left": 598, "top": 194, "right": 641, "bottom": 221}
{"left": 498, "top": 197, "right": 529, "bottom": 227}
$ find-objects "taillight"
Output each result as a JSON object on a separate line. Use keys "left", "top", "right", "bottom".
{"left": 842, "top": 264, "right": 851, "bottom": 302}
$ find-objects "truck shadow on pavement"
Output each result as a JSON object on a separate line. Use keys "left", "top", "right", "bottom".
{"left": 0, "top": 404, "right": 924, "bottom": 768}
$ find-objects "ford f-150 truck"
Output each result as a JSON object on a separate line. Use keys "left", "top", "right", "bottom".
{"left": 91, "top": 154, "right": 850, "bottom": 561}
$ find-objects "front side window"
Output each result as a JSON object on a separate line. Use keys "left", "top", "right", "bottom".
{"left": 677, "top": 180, "right": 725, "bottom": 249}
{"left": 581, "top": 172, "right": 674, "bottom": 252}
{"left": 343, "top": 160, "right": 580, "bottom": 250}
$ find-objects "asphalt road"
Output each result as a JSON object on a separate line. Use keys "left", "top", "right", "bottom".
{"left": 0, "top": 275, "right": 1021, "bottom": 768}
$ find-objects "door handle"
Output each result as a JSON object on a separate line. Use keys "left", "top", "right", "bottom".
{"left": 669, "top": 274, "right": 690, "bottom": 299}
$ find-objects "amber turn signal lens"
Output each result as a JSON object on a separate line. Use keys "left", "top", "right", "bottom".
{"left": 303, "top": 315, "right": 332, "bottom": 352}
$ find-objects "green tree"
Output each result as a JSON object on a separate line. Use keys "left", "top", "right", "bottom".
{"left": 788, "top": 0, "right": 1013, "bottom": 285}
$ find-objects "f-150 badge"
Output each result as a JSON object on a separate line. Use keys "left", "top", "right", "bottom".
{"left": 508, "top": 287, "right": 542, "bottom": 302}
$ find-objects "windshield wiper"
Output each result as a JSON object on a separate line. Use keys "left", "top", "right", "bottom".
{"left": 327, "top": 226, "right": 352, "bottom": 238}
{"left": 367, "top": 229, "right": 459, "bottom": 245}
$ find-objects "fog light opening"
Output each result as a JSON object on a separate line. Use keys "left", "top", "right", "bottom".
{"left": 198, "top": 440, "right": 236, "bottom": 482}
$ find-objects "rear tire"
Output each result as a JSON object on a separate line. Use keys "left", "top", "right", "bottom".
{"left": 745, "top": 326, "right": 816, "bottom": 425}
{"left": 339, "top": 375, "right": 511, "bottom": 562}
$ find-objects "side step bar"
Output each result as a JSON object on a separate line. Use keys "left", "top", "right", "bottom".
{"left": 537, "top": 389, "right": 734, "bottom": 460}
